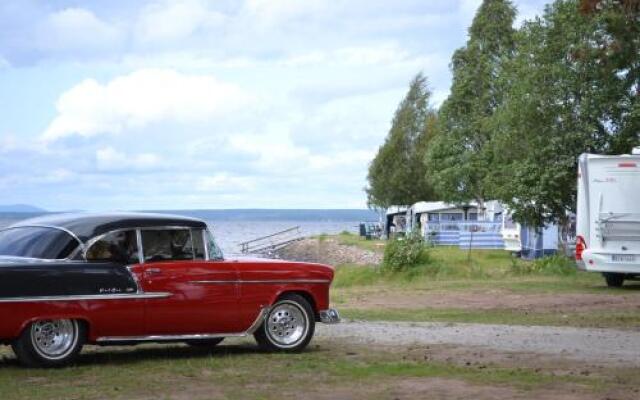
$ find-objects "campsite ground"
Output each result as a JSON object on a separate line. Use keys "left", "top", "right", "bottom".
{"left": 1, "top": 233, "right": 639, "bottom": 399}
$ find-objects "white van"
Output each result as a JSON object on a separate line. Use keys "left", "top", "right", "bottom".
{"left": 576, "top": 149, "right": 640, "bottom": 287}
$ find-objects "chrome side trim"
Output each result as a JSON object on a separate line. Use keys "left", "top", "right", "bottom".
{"left": 136, "top": 229, "right": 145, "bottom": 265}
{"left": 98, "top": 333, "right": 235, "bottom": 342}
{"left": 0, "top": 292, "right": 172, "bottom": 303}
{"left": 95, "top": 306, "right": 270, "bottom": 343}
{"left": 246, "top": 306, "right": 270, "bottom": 334}
{"left": 189, "top": 279, "right": 331, "bottom": 285}
{"left": 203, "top": 229, "right": 210, "bottom": 260}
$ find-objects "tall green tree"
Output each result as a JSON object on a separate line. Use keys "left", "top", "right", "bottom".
{"left": 425, "top": 0, "right": 517, "bottom": 213}
{"left": 492, "top": 0, "right": 640, "bottom": 227}
{"left": 366, "top": 73, "right": 438, "bottom": 208}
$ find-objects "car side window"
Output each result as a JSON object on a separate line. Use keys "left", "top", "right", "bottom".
{"left": 141, "top": 229, "right": 205, "bottom": 263}
{"left": 192, "top": 229, "right": 206, "bottom": 260}
{"left": 86, "top": 230, "right": 139, "bottom": 264}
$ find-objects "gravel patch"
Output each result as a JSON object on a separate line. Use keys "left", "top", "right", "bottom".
{"left": 317, "top": 320, "right": 640, "bottom": 366}
{"left": 275, "top": 237, "right": 382, "bottom": 265}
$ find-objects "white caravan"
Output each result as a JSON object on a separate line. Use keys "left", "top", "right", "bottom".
{"left": 501, "top": 211, "right": 521, "bottom": 254}
{"left": 576, "top": 148, "right": 640, "bottom": 287}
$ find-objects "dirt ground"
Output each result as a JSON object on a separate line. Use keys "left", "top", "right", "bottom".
{"left": 317, "top": 320, "right": 640, "bottom": 365}
{"left": 3, "top": 338, "right": 638, "bottom": 400}
{"left": 343, "top": 287, "right": 640, "bottom": 313}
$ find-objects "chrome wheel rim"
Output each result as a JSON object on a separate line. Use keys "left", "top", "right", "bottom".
{"left": 30, "top": 319, "right": 78, "bottom": 360}
{"left": 266, "top": 301, "right": 308, "bottom": 347}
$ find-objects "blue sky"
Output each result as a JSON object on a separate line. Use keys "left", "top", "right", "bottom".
{"left": 0, "top": 0, "right": 548, "bottom": 211}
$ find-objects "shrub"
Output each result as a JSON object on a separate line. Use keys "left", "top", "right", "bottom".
{"left": 511, "top": 254, "right": 576, "bottom": 276}
{"left": 533, "top": 254, "right": 577, "bottom": 275}
{"left": 382, "top": 233, "right": 430, "bottom": 273}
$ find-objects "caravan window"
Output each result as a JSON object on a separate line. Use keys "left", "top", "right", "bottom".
{"left": 504, "top": 215, "right": 517, "bottom": 229}
{"left": 441, "top": 213, "right": 463, "bottom": 221}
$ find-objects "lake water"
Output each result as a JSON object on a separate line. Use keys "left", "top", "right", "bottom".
{"left": 0, "top": 210, "right": 379, "bottom": 255}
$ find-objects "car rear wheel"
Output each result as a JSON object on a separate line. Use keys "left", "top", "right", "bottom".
{"left": 12, "top": 319, "right": 85, "bottom": 368}
{"left": 254, "top": 294, "right": 315, "bottom": 352}
{"left": 603, "top": 272, "right": 625, "bottom": 288}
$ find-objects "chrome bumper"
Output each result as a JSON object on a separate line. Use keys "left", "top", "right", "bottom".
{"left": 319, "top": 308, "right": 341, "bottom": 324}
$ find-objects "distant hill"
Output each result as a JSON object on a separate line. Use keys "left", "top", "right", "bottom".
{"left": 0, "top": 204, "right": 46, "bottom": 213}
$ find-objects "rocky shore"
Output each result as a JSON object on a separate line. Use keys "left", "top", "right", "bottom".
{"left": 273, "top": 236, "right": 382, "bottom": 266}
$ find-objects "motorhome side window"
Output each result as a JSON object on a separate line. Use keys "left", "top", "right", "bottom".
{"left": 141, "top": 229, "right": 205, "bottom": 262}
{"left": 86, "top": 230, "right": 139, "bottom": 264}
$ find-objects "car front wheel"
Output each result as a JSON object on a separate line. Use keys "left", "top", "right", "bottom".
{"left": 12, "top": 319, "right": 85, "bottom": 367}
{"left": 254, "top": 294, "right": 315, "bottom": 352}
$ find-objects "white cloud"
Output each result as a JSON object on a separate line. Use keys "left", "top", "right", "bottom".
{"left": 135, "top": 0, "right": 227, "bottom": 44}
{"left": 42, "top": 68, "right": 254, "bottom": 141}
{"left": 279, "top": 44, "right": 414, "bottom": 68}
{"left": 243, "top": 0, "right": 327, "bottom": 27}
{"left": 40, "top": 168, "right": 76, "bottom": 183}
{"left": 197, "top": 173, "right": 256, "bottom": 192}
{"left": 36, "top": 8, "right": 123, "bottom": 53}
{"left": 0, "top": 56, "right": 10, "bottom": 68}
{"left": 96, "top": 146, "right": 160, "bottom": 171}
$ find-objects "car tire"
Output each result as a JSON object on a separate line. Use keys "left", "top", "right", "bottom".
{"left": 186, "top": 338, "right": 224, "bottom": 347}
{"left": 254, "top": 294, "right": 315, "bottom": 352}
{"left": 12, "top": 319, "right": 85, "bottom": 368}
{"left": 603, "top": 273, "right": 625, "bottom": 288}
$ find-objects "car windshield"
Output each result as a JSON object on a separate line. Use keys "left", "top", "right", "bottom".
{"left": 206, "top": 228, "right": 224, "bottom": 260}
{"left": 0, "top": 226, "right": 81, "bottom": 260}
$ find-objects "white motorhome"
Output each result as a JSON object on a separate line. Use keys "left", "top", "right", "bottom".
{"left": 576, "top": 148, "right": 640, "bottom": 287}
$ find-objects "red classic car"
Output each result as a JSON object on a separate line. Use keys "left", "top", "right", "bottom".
{"left": 0, "top": 212, "right": 339, "bottom": 367}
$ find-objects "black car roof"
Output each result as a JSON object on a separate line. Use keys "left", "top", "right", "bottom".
{"left": 10, "top": 212, "right": 208, "bottom": 243}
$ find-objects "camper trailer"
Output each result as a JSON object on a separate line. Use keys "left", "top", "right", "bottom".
{"left": 502, "top": 211, "right": 521, "bottom": 254}
{"left": 576, "top": 149, "right": 640, "bottom": 287}
{"left": 501, "top": 209, "right": 559, "bottom": 259}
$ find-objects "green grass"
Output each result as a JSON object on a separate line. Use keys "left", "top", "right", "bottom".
{"left": 329, "top": 235, "right": 620, "bottom": 294}
{"left": 0, "top": 341, "right": 611, "bottom": 399}
{"left": 328, "top": 235, "right": 640, "bottom": 329}
{"left": 341, "top": 308, "right": 640, "bottom": 329}
{"left": 334, "top": 232, "right": 386, "bottom": 253}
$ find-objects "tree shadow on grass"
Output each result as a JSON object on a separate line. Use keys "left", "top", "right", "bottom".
{"left": 590, "top": 281, "right": 640, "bottom": 292}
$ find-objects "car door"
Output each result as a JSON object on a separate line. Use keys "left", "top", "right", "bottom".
{"left": 133, "top": 228, "right": 240, "bottom": 335}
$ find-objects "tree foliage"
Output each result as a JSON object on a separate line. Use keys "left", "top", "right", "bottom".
{"left": 368, "top": 0, "right": 639, "bottom": 227}
{"left": 491, "top": 0, "right": 640, "bottom": 226}
{"left": 426, "top": 0, "right": 516, "bottom": 209}
{"left": 366, "top": 73, "right": 438, "bottom": 208}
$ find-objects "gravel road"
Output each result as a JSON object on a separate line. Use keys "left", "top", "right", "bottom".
{"left": 317, "top": 320, "right": 640, "bottom": 366}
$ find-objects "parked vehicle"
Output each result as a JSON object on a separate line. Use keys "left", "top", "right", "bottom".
{"left": 576, "top": 149, "right": 640, "bottom": 287}
{"left": 0, "top": 213, "right": 340, "bottom": 367}
{"left": 501, "top": 211, "right": 522, "bottom": 255}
